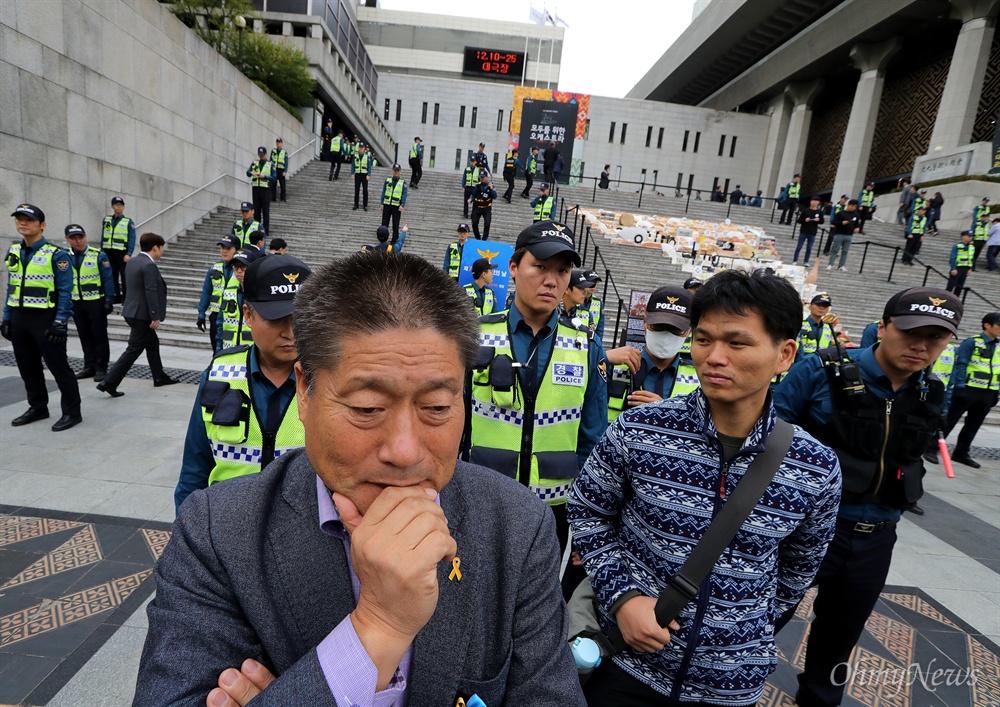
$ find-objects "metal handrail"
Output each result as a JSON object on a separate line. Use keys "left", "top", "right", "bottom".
{"left": 910, "top": 257, "right": 1000, "bottom": 309}
{"left": 856, "top": 240, "right": 903, "bottom": 281}
{"left": 288, "top": 137, "right": 317, "bottom": 158}
{"left": 136, "top": 173, "right": 230, "bottom": 228}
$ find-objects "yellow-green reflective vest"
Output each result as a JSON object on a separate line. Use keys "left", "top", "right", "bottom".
{"left": 955, "top": 242, "right": 975, "bottom": 268}
{"left": 464, "top": 167, "right": 480, "bottom": 187}
{"left": 470, "top": 313, "right": 590, "bottom": 505}
{"left": 350, "top": 142, "right": 359, "bottom": 157}
{"left": 909, "top": 214, "right": 927, "bottom": 235}
{"left": 5, "top": 242, "right": 59, "bottom": 309}
{"left": 354, "top": 154, "right": 370, "bottom": 174}
{"left": 463, "top": 283, "right": 497, "bottom": 316}
{"left": 931, "top": 342, "right": 956, "bottom": 387}
{"left": 860, "top": 189, "right": 875, "bottom": 207}
{"left": 912, "top": 196, "right": 928, "bottom": 213}
{"left": 233, "top": 219, "right": 262, "bottom": 246}
{"left": 270, "top": 148, "right": 287, "bottom": 170}
{"left": 208, "top": 262, "right": 228, "bottom": 314}
{"left": 71, "top": 247, "right": 104, "bottom": 302}
{"left": 526, "top": 154, "right": 537, "bottom": 174}
{"left": 533, "top": 196, "right": 554, "bottom": 222}
{"left": 330, "top": 136, "right": 343, "bottom": 152}
{"left": 787, "top": 181, "right": 801, "bottom": 199}
{"left": 966, "top": 334, "right": 999, "bottom": 391}
{"left": 220, "top": 282, "right": 253, "bottom": 347}
{"left": 382, "top": 178, "right": 404, "bottom": 206}
{"left": 587, "top": 297, "right": 603, "bottom": 332}
{"left": 409, "top": 143, "right": 420, "bottom": 159}
{"left": 249, "top": 160, "right": 274, "bottom": 188}
{"left": 102, "top": 216, "right": 132, "bottom": 251}
{"left": 607, "top": 353, "right": 699, "bottom": 422}
{"left": 447, "top": 242, "right": 463, "bottom": 278}
{"left": 798, "top": 319, "right": 837, "bottom": 358}
{"left": 203, "top": 347, "right": 304, "bottom": 484}
{"left": 974, "top": 220, "right": 990, "bottom": 241}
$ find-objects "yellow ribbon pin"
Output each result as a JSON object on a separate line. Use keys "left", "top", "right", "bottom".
{"left": 449, "top": 557, "right": 462, "bottom": 581}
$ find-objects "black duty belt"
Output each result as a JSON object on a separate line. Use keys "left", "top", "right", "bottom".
{"left": 837, "top": 518, "right": 898, "bottom": 534}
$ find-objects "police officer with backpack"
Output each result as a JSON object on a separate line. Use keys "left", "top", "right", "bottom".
{"left": 774, "top": 287, "right": 963, "bottom": 707}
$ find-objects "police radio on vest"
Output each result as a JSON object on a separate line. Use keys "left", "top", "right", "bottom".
{"left": 270, "top": 283, "right": 300, "bottom": 295}
{"left": 908, "top": 303, "right": 955, "bottom": 319}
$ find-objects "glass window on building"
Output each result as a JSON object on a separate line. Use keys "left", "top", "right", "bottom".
{"left": 640, "top": 168, "right": 647, "bottom": 183}
{"left": 579, "top": 161, "right": 585, "bottom": 178}
{"left": 729, "top": 136, "right": 738, "bottom": 158}
{"left": 395, "top": 100, "right": 401, "bottom": 121}
{"left": 652, "top": 169, "right": 658, "bottom": 188}
{"left": 620, "top": 123, "right": 627, "bottom": 145}
{"left": 433, "top": 103, "right": 440, "bottom": 125}
{"left": 645, "top": 126, "right": 653, "bottom": 148}
{"left": 584, "top": 119, "right": 590, "bottom": 140}
{"left": 421, "top": 102, "right": 428, "bottom": 124}
{"left": 609, "top": 122, "right": 616, "bottom": 143}
{"left": 497, "top": 109, "right": 504, "bottom": 131}
{"left": 614, "top": 165, "right": 622, "bottom": 186}
{"left": 459, "top": 106, "right": 466, "bottom": 128}
{"left": 718, "top": 135, "right": 726, "bottom": 157}
{"left": 429, "top": 146, "right": 436, "bottom": 169}
{"left": 682, "top": 130, "right": 689, "bottom": 152}
{"left": 471, "top": 107, "right": 478, "bottom": 129}
{"left": 455, "top": 149, "right": 463, "bottom": 170}
{"left": 384, "top": 98, "right": 390, "bottom": 121}
{"left": 493, "top": 152, "right": 499, "bottom": 171}
{"left": 657, "top": 127, "right": 664, "bottom": 149}
{"left": 693, "top": 132, "right": 701, "bottom": 153}
{"left": 676, "top": 172, "right": 683, "bottom": 190}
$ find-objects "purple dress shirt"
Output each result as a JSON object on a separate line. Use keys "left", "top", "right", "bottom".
{"left": 315, "top": 475, "right": 411, "bottom": 706}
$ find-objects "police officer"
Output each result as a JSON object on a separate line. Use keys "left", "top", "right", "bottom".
{"left": 231, "top": 202, "right": 261, "bottom": 249}
{"left": 443, "top": 223, "right": 471, "bottom": 280}
{"left": 408, "top": 136, "right": 423, "bottom": 188}
{"left": 531, "top": 183, "right": 555, "bottom": 222}
{"left": 101, "top": 195, "right": 136, "bottom": 303}
{"left": 774, "top": 286, "right": 963, "bottom": 707}
{"left": 352, "top": 143, "right": 374, "bottom": 211}
{"left": 469, "top": 171, "right": 497, "bottom": 241}
{"left": 463, "top": 258, "right": 498, "bottom": 316}
{"left": 779, "top": 173, "right": 801, "bottom": 225}
{"left": 901, "top": 204, "right": 928, "bottom": 265}
{"left": 320, "top": 118, "right": 334, "bottom": 162}
{"left": 857, "top": 182, "right": 876, "bottom": 233}
{"left": 246, "top": 147, "right": 275, "bottom": 235}
{"left": 683, "top": 276, "right": 703, "bottom": 295}
{"left": 946, "top": 230, "right": 976, "bottom": 294}
{"left": 472, "top": 142, "right": 491, "bottom": 174}
{"left": 65, "top": 224, "right": 114, "bottom": 382}
{"left": 462, "top": 156, "right": 480, "bottom": 217}
{"left": 971, "top": 196, "right": 990, "bottom": 230}
{"left": 465, "top": 220, "right": 609, "bottom": 557}
{"left": 380, "top": 163, "right": 408, "bottom": 244}
{"left": 361, "top": 224, "right": 405, "bottom": 253}
{"left": 934, "top": 312, "right": 1000, "bottom": 469}
{"left": 196, "top": 235, "right": 238, "bottom": 353}
{"left": 216, "top": 249, "right": 258, "bottom": 350}
{"left": 174, "top": 254, "right": 311, "bottom": 511}
{"left": 604, "top": 285, "right": 699, "bottom": 423}
{"left": 501, "top": 149, "right": 523, "bottom": 203}
{"left": 581, "top": 270, "right": 605, "bottom": 341}
{"left": 270, "top": 138, "right": 288, "bottom": 203}
{"left": 796, "top": 293, "right": 838, "bottom": 361}
{"left": 521, "top": 146, "right": 539, "bottom": 199}
{"left": 3, "top": 204, "right": 82, "bottom": 431}
{"left": 328, "top": 129, "right": 345, "bottom": 181}
{"left": 560, "top": 269, "right": 595, "bottom": 327}
{"left": 972, "top": 210, "right": 991, "bottom": 270}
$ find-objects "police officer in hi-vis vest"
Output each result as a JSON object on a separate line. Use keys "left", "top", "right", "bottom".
{"left": 352, "top": 143, "right": 374, "bottom": 211}
{"left": 216, "top": 249, "right": 258, "bottom": 351}
{"left": 465, "top": 220, "right": 609, "bottom": 557}
{"left": 3, "top": 204, "right": 82, "bottom": 431}
{"left": 408, "top": 136, "right": 423, "bottom": 188}
{"left": 270, "top": 138, "right": 288, "bottom": 203}
{"left": 796, "top": 293, "right": 838, "bottom": 362}
{"left": 196, "top": 235, "right": 239, "bottom": 353}
{"left": 521, "top": 146, "right": 539, "bottom": 199}
{"left": 64, "top": 224, "right": 115, "bottom": 383}
{"left": 463, "top": 257, "right": 498, "bottom": 316}
{"left": 531, "top": 183, "right": 555, "bottom": 222}
{"left": 443, "top": 223, "right": 471, "bottom": 279}
{"left": 231, "top": 202, "right": 261, "bottom": 249}
{"left": 605, "top": 285, "right": 699, "bottom": 423}
{"left": 328, "top": 129, "right": 345, "bottom": 181}
{"left": 857, "top": 182, "right": 876, "bottom": 234}
{"left": 462, "top": 156, "right": 480, "bottom": 218}
{"left": 102, "top": 195, "right": 136, "bottom": 303}
{"left": 379, "top": 163, "right": 408, "bottom": 245}
{"left": 779, "top": 173, "right": 801, "bottom": 225}
{"left": 246, "top": 147, "right": 275, "bottom": 235}
{"left": 174, "top": 254, "right": 312, "bottom": 511}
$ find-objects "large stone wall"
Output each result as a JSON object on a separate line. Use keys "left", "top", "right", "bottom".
{"left": 1, "top": 0, "right": 315, "bottom": 247}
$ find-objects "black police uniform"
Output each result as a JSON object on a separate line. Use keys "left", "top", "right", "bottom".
{"left": 470, "top": 180, "right": 497, "bottom": 241}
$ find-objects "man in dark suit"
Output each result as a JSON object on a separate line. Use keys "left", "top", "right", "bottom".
{"left": 97, "top": 232, "right": 178, "bottom": 396}
{"left": 134, "top": 251, "right": 584, "bottom": 707}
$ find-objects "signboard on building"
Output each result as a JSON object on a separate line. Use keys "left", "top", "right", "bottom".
{"left": 915, "top": 150, "right": 974, "bottom": 181}
{"left": 519, "top": 99, "right": 578, "bottom": 183}
{"left": 462, "top": 48, "right": 526, "bottom": 81}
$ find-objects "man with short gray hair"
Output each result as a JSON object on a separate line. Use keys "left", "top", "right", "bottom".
{"left": 136, "top": 250, "right": 584, "bottom": 706}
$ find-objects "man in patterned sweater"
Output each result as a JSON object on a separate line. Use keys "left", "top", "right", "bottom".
{"left": 568, "top": 269, "right": 841, "bottom": 706}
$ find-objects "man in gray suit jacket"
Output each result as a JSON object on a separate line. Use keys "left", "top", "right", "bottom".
{"left": 134, "top": 251, "right": 584, "bottom": 706}
{"left": 98, "top": 232, "right": 178, "bottom": 396}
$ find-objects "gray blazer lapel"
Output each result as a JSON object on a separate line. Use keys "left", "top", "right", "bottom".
{"left": 269, "top": 454, "right": 356, "bottom": 653}
{"left": 408, "top": 470, "right": 476, "bottom": 704}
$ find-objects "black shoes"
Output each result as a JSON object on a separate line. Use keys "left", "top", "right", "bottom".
{"left": 12, "top": 408, "right": 49, "bottom": 426}
{"left": 96, "top": 382, "right": 124, "bottom": 397}
{"left": 352, "top": 206, "right": 359, "bottom": 210}
{"left": 952, "top": 454, "right": 981, "bottom": 469}
{"left": 75, "top": 368, "right": 96, "bottom": 380}
{"left": 51, "top": 415, "right": 82, "bottom": 432}
{"left": 153, "top": 377, "right": 180, "bottom": 387}
{"left": 94, "top": 369, "right": 106, "bottom": 382}
{"left": 908, "top": 504, "right": 925, "bottom": 516}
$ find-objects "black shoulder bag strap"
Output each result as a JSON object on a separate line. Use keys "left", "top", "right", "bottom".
{"left": 604, "top": 418, "right": 795, "bottom": 655}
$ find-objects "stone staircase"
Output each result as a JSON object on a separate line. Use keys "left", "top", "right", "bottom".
{"left": 105, "top": 160, "right": 995, "bottom": 355}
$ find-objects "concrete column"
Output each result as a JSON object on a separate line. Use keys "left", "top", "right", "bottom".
{"left": 831, "top": 38, "right": 901, "bottom": 200}
{"left": 776, "top": 79, "right": 824, "bottom": 191}
{"left": 758, "top": 94, "right": 793, "bottom": 197}
{"left": 927, "top": 0, "right": 998, "bottom": 151}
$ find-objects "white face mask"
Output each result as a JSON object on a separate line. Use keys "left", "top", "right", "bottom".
{"left": 645, "top": 329, "right": 687, "bottom": 360}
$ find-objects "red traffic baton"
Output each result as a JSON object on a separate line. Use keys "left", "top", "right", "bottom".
{"left": 937, "top": 432, "right": 955, "bottom": 479}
